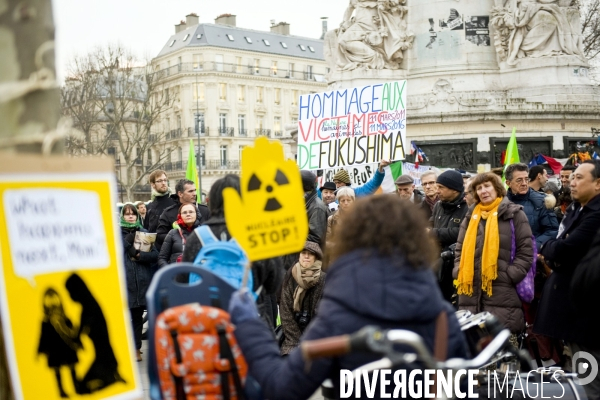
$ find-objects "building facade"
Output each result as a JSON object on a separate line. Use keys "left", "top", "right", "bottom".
{"left": 151, "top": 13, "right": 328, "bottom": 199}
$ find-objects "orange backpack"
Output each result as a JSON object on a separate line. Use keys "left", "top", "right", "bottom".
{"left": 154, "top": 303, "right": 248, "bottom": 400}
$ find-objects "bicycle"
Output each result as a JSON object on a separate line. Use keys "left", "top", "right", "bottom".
{"left": 300, "top": 314, "right": 587, "bottom": 400}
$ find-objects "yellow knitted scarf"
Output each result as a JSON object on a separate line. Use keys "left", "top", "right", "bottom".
{"left": 456, "top": 197, "right": 503, "bottom": 297}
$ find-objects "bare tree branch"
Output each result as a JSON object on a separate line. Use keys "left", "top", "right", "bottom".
{"left": 62, "top": 44, "right": 174, "bottom": 201}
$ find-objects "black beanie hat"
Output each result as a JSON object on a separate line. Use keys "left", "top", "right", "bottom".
{"left": 436, "top": 170, "right": 464, "bottom": 193}
{"left": 300, "top": 170, "right": 317, "bottom": 192}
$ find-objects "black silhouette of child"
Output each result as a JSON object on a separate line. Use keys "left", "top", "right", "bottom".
{"left": 37, "top": 288, "right": 81, "bottom": 398}
{"left": 65, "top": 273, "right": 125, "bottom": 393}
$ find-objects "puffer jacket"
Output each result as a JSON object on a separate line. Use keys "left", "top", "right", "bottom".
{"left": 234, "top": 250, "right": 467, "bottom": 400}
{"left": 122, "top": 227, "right": 159, "bottom": 309}
{"left": 156, "top": 197, "right": 209, "bottom": 250}
{"left": 157, "top": 220, "right": 201, "bottom": 268}
{"left": 453, "top": 197, "right": 533, "bottom": 333}
{"left": 507, "top": 188, "right": 558, "bottom": 249}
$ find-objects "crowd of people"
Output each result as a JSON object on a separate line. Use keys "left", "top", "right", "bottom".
{"left": 119, "top": 159, "right": 600, "bottom": 399}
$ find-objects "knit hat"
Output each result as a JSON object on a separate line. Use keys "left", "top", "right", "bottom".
{"left": 333, "top": 170, "right": 351, "bottom": 185}
{"left": 436, "top": 170, "right": 464, "bottom": 192}
{"left": 302, "top": 241, "right": 323, "bottom": 260}
{"left": 394, "top": 174, "right": 414, "bottom": 185}
{"left": 300, "top": 170, "right": 317, "bottom": 192}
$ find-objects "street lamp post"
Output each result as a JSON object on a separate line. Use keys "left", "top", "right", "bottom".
{"left": 194, "top": 73, "right": 203, "bottom": 203}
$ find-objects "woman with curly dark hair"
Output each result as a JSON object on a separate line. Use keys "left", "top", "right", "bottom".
{"left": 227, "top": 195, "right": 468, "bottom": 399}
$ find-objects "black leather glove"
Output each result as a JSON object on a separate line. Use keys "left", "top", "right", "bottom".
{"left": 127, "top": 246, "right": 138, "bottom": 258}
{"left": 125, "top": 232, "right": 135, "bottom": 245}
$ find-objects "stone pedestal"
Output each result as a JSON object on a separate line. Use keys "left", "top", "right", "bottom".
{"left": 325, "top": 0, "right": 600, "bottom": 171}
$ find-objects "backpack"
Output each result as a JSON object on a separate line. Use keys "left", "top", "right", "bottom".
{"left": 190, "top": 226, "right": 255, "bottom": 297}
{"left": 154, "top": 303, "right": 248, "bottom": 400}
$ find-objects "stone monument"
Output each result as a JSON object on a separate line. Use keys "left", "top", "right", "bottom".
{"left": 324, "top": 0, "right": 600, "bottom": 171}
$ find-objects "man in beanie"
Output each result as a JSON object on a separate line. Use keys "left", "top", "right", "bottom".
{"left": 430, "top": 169, "right": 469, "bottom": 302}
{"left": 332, "top": 160, "right": 390, "bottom": 197}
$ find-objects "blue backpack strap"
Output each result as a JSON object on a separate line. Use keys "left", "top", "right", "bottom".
{"left": 195, "top": 225, "right": 219, "bottom": 247}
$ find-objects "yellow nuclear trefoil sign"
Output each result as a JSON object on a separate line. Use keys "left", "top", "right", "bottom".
{"left": 224, "top": 137, "right": 309, "bottom": 261}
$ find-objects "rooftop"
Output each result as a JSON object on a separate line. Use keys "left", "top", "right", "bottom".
{"left": 156, "top": 23, "right": 324, "bottom": 61}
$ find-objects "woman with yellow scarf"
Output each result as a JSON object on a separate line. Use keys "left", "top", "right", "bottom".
{"left": 453, "top": 173, "right": 533, "bottom": 333}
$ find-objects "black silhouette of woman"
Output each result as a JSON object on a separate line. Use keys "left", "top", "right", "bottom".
{"left": 65, "top": 273, "right": 125, "bottom": 393}
{"left": 37, "top": 288, "right": 81, "bottom": 398}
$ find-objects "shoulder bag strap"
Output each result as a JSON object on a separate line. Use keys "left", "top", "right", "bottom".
{"left": 510, "top": 219, "right": 516, "bottom": 264}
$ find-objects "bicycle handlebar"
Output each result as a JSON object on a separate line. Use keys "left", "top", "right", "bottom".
{"left": 301, "top": 321, "right": 515, "bottom": 373}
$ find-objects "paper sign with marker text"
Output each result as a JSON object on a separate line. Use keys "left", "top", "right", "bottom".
{"left": 224, "top": 137, "right": 308, "bottom": 261}
{"left": 0, "top": 154, "right": 142, "bottom": 400}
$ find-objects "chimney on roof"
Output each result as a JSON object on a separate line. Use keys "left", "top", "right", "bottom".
{"left": 320, "top": 17, "right": 328, "bottom": 40}
{"left": 270, "top": 21, "right": 290, "bottom": 36}
{"left": 214, "top": 14, "right": 236, "bottom": 27}
{"left": 175, "top": 20, "right": 186, "bottom": 34}
{"left": 186, "top": 13, "right": 199, "bottom": 26}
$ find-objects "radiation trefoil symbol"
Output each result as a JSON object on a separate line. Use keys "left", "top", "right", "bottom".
{"left": 223, "top": 137, "right": 308, "bottom": 261}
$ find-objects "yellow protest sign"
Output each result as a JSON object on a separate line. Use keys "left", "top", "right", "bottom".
{"left": 0, "top": 154, "right": 142, "bottom": 400}
{"left": 224, "top": 137, "right": 309, "bottom": 261}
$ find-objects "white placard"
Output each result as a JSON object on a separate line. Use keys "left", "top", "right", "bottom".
{"left": 3, "top": 188, "right": 110, "bottom": 280}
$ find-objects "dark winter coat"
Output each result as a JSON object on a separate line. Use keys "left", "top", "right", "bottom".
{"left": 571, "top": 228, "right": 600, "bottom": 316}
{"left": 431, "top": 192, "right": 469, "bottom": 302}
{"left": 305, "top": 190, "right": 328, "bottom": 245}
{"left": 280, "top": 267, "right": 326, "bottom": 355}
{"left": 234, "top": 250, "right": 468, "bottom": 400}
{"left": 507, "top": 188, "right": 559, "bottom": 249}
{"left": 143, "top": 192, "right": 175, "bottom": 233}
{"left": 157, "top": 220, "right": 201, "bottom": 268}
{"left": 534, "top": 194, "right": 600, "bottom": 348}
{"left": 155, "top": 196, "right": 209, "bottom": 250}
{"left": 121, "top": 227, "right": 159, "bottom": 309}
{"left": 181, "top": 217, "right": 284, "bottom": 329}
{"left": 431, "top": 192, "right": 469, "bottom": 251}
{"left": 453, "top": 197, "right": 533, "bottom": 333}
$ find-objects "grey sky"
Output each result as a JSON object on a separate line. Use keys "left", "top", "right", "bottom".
{"left": 52, "top": 0, "right": 345, "bottom": 81}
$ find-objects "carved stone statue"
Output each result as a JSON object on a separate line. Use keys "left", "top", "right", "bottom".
{"left": 491, "top": 0, "right": 586, "bottom": 66}
{"left": 325, "top": 0, "right": 415, "bottom": 71}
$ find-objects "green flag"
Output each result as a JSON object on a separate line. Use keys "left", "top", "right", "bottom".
{"left": 502, "top": 127, "right": 520, "bottom": 183}
{"left": 186, "top": 139, "right": 199, "bottom": 195}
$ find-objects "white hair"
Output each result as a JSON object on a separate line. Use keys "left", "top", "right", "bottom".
{"left": 336, "top": 186, "right": 355, "bottom": 200}
{"left": 420, "top": 170, "right": 437, "bottom": 181}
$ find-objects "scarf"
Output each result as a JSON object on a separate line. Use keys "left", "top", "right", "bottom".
{"left": 456, "top": 197, "right": 502, "bottom": 298}
{"left": 176, "top": 215, "right": 195, "bottom": 232}
{"left": 425, "top": 195, "right": 439, "bottom": 211}
{"left": 151, "top": 188, "right": 171, "bottom": 201}
{"left": 291, "top": 260, "right": 322, "bottom": 312}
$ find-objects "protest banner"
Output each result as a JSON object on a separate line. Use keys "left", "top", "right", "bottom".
{"left": 403, "top": 162, "right": 443, "bottom": 186}
{"left": 0, "top": 154, "right": 142, "bottom": 400}
{"left": 297, "top": 81, "right": 408, "bottom": 170}
{"left": 224, "top": 137, "right": 309, "bottom": 261}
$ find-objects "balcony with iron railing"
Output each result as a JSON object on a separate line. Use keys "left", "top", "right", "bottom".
{"left": 218, "top": 127, "right": 234, "bottom": 137}
{"left": 206, "top": 160, "right": 240, "bottom": 170}
{"left": 273, "top": 131, "right": 283, "bottom": 137}
{"left": 256, "top": 129, "right": 271, "bottom": 138}
{"left": 155, "top": 62, "right": 323, "bottom": 82}
{"left": 238, "top": 129, "right": 248, "bottom": 137}
{"left": 187, "top": 127, "right": 207, "bottom": 137}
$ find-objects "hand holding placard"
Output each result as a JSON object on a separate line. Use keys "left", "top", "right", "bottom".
{"left": 223, "top": 137, "right": 308, "bottom": 261}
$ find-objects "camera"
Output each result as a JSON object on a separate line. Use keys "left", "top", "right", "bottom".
{"left": 440, "top": 243, "right": 457, "bottom": 261}
{"left": 295, "top": 310, "right": 311, "bottom": 331}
